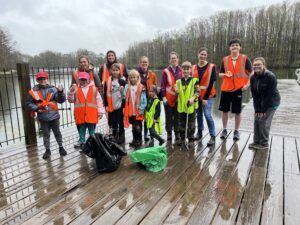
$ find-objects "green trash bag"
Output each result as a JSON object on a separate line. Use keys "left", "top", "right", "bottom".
{"left": 129, "top": 146, "right": 167, "bottom": 172}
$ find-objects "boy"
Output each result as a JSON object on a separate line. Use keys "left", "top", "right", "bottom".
{"left": 145, "top": 85, "right": 165, "bottom": 147}
{"left": 218, "top": 38, "right": 253, "bottom": 140}
{"left": 175, "top": 61, "right": 200, "bottom": 146}
{"left": 123, "top": 69, "right": 147, "bottom": 147}
{"left": 27, "top": 71, "right": 67, "bottom": 159}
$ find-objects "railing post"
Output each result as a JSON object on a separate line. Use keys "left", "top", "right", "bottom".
{"left": 17, "top": 63, "right": 37, "bottom": 145}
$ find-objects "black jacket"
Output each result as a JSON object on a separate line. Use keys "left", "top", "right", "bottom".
{"left": 250, "top": 69, "right": 280, "bottom": 113}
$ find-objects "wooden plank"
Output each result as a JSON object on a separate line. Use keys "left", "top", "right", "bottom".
{"left": 284, "top": 137, "right": 300, "bottom": 225}
{"left": 186, "top": 132, "right": 252, "bottom": 225}
{"left": 235, "top": 137, "right": 271, "bottom": 225}
{"left": 206, "top": 135, "right": 256, "bottom": 225}
{"left": 284, "top": 137, "right": 299, "bottom": 174}
{"left": 43, "top": 144, "right": 183, "bottom": 225}
{"left": 260, "top": 135, "right": 284, "bottom": 225}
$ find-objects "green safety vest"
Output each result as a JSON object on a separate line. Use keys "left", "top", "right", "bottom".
{"left": 177, "top": 77, "right": 199, "bottom": 114}
{"left": 145, "top": 98, "right": 162, "bottom": 135}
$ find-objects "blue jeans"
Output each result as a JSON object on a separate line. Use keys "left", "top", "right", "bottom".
{"left": 196, "top": 98, "right": 216, "bottom": 137}
{"left": 78, "top": 123, "right": 96, "bottom": 143}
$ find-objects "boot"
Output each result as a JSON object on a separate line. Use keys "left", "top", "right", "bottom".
{"left": 59, "top": 146, "right": 67, "bottom": 156}
{"left": 148, "top": 138, "right": 154, "bottom": 147}
{"left": 43, "top": 149, "right": 51, "bottom": 159}
{"left": 117, "top": 130, "right": 125, "bottom": 144}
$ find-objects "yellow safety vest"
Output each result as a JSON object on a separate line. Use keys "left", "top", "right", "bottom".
{"left": 145, "top": 98, "right": 162, "bottom": 135}
{"left": 176, "top": 78, "right": 199, "bottom": 114}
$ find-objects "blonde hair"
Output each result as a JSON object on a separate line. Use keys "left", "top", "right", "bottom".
{"left": 169, "top": 51, "right": 179, "bottom": 59}
{"left": 128, "top": 69, "right": 140, "bottom": 84}
{"left": 254, "top": 57, "right": 267, "bottom": 68}
{"left": 139, "top": 56, "right": 149, "bottom": 63}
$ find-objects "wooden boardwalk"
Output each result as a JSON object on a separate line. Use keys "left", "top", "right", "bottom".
{"left": 0, "top": 79, "right": 299, "bottom": 225}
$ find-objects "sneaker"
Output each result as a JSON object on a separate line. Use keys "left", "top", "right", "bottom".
{"left": 74, "top": 140, "right": 81, "bottom": 148}
{"left": 248, "top": 142, "right": 259, "bottom": 149}
{"left": 256, "top": 143, "right": 269, "bottom": 150}
{"left": 220, "top": 129, "right": 228, "bottom": 139}
{"left": 79, "top": 143, "right": 85, "bottom": 151}
{"left": 148, "top": 139, "right": 154, "bottom": 147}
{"left": 59, "top": 146, "right": 67, "bottom": 156}
{"left": 207, "top": 137, "right": 215, "bottom": 146}
{"left": 159, "top": 139, "right": 165, "bottom": 146}
{"left": 233, "top": 130, "right": 240, "bottom": 141}
{"left": 43, "top": 149, "right": 51, "bottom": 159}
{"left": 144, "top": 136, "right": 150, "bottom": 142}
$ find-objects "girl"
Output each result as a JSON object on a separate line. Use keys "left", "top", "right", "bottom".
{"left": 104, "top": 63, "right": 126, "bottom": 144}
{"left": 68, "top": 71, "right": 104, "bottom": 149}
{"left": 145, "top": 85, "right": 165, "bottom": 147}
{"left": 123, "top": 69, "right": 147, "bottom": 147}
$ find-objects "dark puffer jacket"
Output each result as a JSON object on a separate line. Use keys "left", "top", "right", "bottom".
{"left": 250, "top": 69, "right": 281, "bottom": 113}
{"left": 27, "top": 84, "right": 66, "bottom": 122}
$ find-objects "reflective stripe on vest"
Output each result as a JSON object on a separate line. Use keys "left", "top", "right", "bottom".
{"left": 221, "top": 54, "right": 249, "bottom": 91}
{"left": 164, "top": 68, "right": 177, "bottom": 107}
{"left": 176, "top": 78, "right": 199, "bottom": 114}
{"left": 74, "top": 85, "right": 98, "bottom": 125}
{"left": 145, "top": 98, "right": 162, "bottom": 135}
{"left": 192, "top": 63, "right": 216, "bottom": 100}
{"left": 106, "top": 76, "right": 114, "bottom": 112}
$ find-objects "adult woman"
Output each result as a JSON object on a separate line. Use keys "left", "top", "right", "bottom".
{"left": 249, "top": 57, "right": 280, "bottom": 150}
{"left": 192, "top": 47, "right": 217, "bottom": 146}
{"left": 98, "top": 50, "right": 128, "bottom": 88}
{"left": 137, "top": 56, "right": 157, "bottom": 141}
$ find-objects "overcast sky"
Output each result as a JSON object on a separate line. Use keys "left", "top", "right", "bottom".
{"left": 0, "top": 0, "right": 286, "bottom": 56}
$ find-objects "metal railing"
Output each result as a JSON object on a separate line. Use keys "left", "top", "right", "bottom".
{"left": 0, "top": 65, "right": 80, "bottom": 147}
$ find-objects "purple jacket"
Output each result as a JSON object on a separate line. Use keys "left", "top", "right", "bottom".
{"left": 160, "top": 65, "right": 182, "bottom": 97}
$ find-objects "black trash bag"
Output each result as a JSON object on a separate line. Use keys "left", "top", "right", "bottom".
{"left": 83, "top": 133, "right": 127, "bottom": 173}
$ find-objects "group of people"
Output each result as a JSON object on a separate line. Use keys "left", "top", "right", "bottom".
{"left": 27, "top": 38, "right": 280, "bottom": 160}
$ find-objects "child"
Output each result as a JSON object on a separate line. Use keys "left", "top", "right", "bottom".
{"left": 103, "top": 63, "right": 126, "bottom": 144}
{"left": 175, "top": 61, "right": 200, "bottom": 146}
{"left": 123, "top": 69, "right": 147, "bottom": 147}
{"left": 68, "top": 71, "right": 104, "bottom": 149}
{"left": 27, "top": 71, "right": 67, "bottom": 159}
{"left": 145, "top": 85, "right": 165, "bottom": 147}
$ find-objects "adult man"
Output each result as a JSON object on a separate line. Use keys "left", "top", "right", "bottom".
{"left": 219, "top": 39, "right": 253, "bottom": 140}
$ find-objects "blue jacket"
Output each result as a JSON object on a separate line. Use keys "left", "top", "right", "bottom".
{"left": 27, "top": 84, "right": 66, "bottom": 122}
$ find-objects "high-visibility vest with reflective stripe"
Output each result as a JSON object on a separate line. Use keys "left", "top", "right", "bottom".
{"left": 101, "top": 63, "right": 125, "bottom": 85}
{"left": 221, "top": 54, "right": 249, "bottom": 91}
{"left": 145, "top": 98, "right": 162, "bottom": 135}
{"left": 72, "top": 70, "right": 94, "bottom": 85}
{"left": 28, "top": 89, "right": 58, "bottom": 112}
{"left": 124, "top": 83, "right": 145, "bottom": 128}
{"left": 164, "top": 68, "right": 177, "bottom": 107}
{"left": 192, "top": 63, "right": 216, "bottom": 100}
{"left": 74, "top": 85, "right": 98, "bottom": 125}
{"left": 176, "top": 78, "right": 199, "bottom": 114}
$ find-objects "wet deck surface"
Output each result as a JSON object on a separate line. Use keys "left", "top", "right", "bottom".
{"left": 0, "top": 79, "right": 299, "bottom": 225}
{"left": 228, "top": 79, "right": 300, "bottom": 138}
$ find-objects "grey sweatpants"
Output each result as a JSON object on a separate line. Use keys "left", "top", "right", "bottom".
{"left": 40, "top": 118, "right": 63, "bottom": 150}
{"left": 253, "top": 107, "right": 275, "bottom": 145}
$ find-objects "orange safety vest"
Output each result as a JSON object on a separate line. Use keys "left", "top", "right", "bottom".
{"left": 164, "top": 68, "right": 177, "bottom": 107}
{"left": 192, "top": 63, "right": 216, "bottom": 100}
{"left": 124, "top": 83, "right": 145, "bottom": 128}
{"left": 221, "top": 54, "right": 249, "bottom": 92}
{"left": 101, "top": 63, "right": 125, "bottom": 85}
{"left": 72, "top": 70, "right": 94, "bottom": 85}
{"left": 74, "top": 85, "right": 98, "bottom": 125}
{"left": 28, "top": 89, "right": 58, "bottom": 117}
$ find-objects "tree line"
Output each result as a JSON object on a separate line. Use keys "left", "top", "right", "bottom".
{"left": 122, "top": 1, "right": 300, "bottom": 70}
